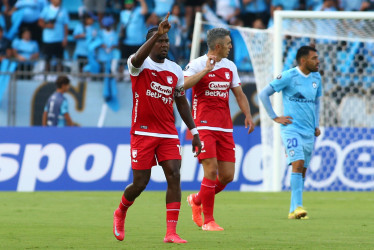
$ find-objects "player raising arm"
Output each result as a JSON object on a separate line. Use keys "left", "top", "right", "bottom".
{"left": 184, "top": 28, "right": 255, "bottom": 231}
{"left": 259, "top": 45, "right": 322, "bottom": 219}
{"left": 112, "top": 13, "right": 201, "bottom": 244}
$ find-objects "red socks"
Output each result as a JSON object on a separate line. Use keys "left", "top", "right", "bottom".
{"left": 118, "top": 195, "right": 134, "bottom": 213}
{"left": 193, "top": 176, "right": 227, "bottom": 206}
{"left": 166, "top": 202, "right": 180, "bottom": 234}
{"left": 214, "top": 176, "right": 227, "bottom": 194}
{"left": 200, "top": 177, "right": 216, "bottom": 224}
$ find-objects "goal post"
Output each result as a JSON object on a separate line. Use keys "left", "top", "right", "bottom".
{"left": 191, "top": 11, "right": 374, "bottom": 191}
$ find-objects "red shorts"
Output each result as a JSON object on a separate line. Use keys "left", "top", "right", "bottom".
{"left": 197, "top": 130, "right": 236, "bottom": 163}
{"left": 130, "top": 135, "right": 182, "bottom": 170}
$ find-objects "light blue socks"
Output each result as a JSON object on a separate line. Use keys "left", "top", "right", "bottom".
{"left": 290, "top": 173, "right": 303, "bottom": 213}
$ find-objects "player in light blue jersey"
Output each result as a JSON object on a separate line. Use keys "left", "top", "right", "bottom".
{"left": 42, "top": 75, "right": 75, "bottom": 127}
{"left": 259, "top": 46, "right": 322, "bottom": 219}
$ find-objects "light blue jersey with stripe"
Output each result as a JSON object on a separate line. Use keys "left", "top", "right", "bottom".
{"left": 270, "top": 67, "right": 322, "bottom": 136}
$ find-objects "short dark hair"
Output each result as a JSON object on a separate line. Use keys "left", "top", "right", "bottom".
{"left": 296, "top": 45, "right": 317, "bottom": 64}
{"left": 56, "top": 75, "right": 70, "bottom": 89}
{"left": 146, "top": 27, "right": 158, "bottom": 41}
{"left": 207, "top": 28, "right": 230, "bottom": 50}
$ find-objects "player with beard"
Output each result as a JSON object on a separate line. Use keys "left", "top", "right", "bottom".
{"left": 259, "top": 45, "right": 322, "bottom": 219}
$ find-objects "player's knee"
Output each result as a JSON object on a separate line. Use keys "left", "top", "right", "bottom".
{"left": 220, "top": 174, "right": 234, "bottom": 185}
{"left": 133, "top": 180, "right": 149, "bottom": 192}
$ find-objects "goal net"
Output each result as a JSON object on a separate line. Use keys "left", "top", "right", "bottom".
{"left": 194, "top": 11, "right": 374, "bottom": 191}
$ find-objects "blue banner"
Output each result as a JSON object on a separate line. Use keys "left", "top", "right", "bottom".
{"left": 0, "top": 127, "right": 373, "bottom": 191}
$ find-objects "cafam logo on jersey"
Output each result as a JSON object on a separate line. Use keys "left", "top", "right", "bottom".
{"left": 209, "top": 81, "right": 230, "bottom": 91}
{"left": 151, "top": 81, "right": 172, "bottom": 95}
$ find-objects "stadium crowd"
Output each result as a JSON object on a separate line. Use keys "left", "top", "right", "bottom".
{"left": 0, "top": 0, "right": 372, "bottom": 75}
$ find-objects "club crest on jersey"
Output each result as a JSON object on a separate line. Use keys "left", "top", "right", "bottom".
{"left": 277, "top": 74, "right": 282, "bottom": 79}
{"left": 132, "top": 149, "right": 137, "bottom": 158}
{"left": 312, "top": 82, "right": 317, "bottom": 88}
{"left": 167, "top": 76, "right": 173, "bottom": 84}
{"left": 225, "top": 72, "right": 230, "bottom": 79}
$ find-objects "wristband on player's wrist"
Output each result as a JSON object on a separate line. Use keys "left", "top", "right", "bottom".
{"left": 190, "top": 128, "right": 199, "bottom": 136}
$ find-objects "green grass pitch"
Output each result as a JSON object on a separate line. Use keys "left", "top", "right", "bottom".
{"left": 0, "top": 191, "right": 373, "bottom": 249}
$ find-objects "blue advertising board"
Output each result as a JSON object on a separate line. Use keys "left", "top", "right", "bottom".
{"left": 1, "top": 127, "right": 373, "bottom": 191}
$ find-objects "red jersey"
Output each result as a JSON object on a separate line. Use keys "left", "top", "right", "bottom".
{"left": 128, "top": 55, "right": 185, "bottom": 138}
{"left": 184, "top": 55, "right": 241, "bottom": 132}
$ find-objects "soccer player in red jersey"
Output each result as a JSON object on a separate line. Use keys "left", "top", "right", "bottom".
{"left": 184, "top": 28, "right": 255, "bottom": 231}
{"left": 113, "top": 13, "right": 202, "bottom": 244}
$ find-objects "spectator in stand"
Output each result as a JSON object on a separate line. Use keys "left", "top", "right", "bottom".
{"left": 360, "top": 0, "right": 374, "bottom": 10}
{"left": 83, "top": 0, "right": 106, "bottom": 23}
{"left": 38, "top": 0, "right": 69, "bottom": 73}
{"left": 12, "top": 28, "right": 39, "bottom": 64}
{"left": 216, "top": 0, "right": 242, "bottom": 25}
{"left": 305, "top": 0, "right": 323, "bottom": 10}
{"left": 0, "top": 27, "right": 11, "bottom": 62}
{"left": 339, "top": 0, "right": 364, "bottom": 11}
{"left": 97, "top": 16, "right": 118, "bottom": 67}
{"left": 119, "top": 0, "right": 148, "bottom": 60}
{"left": 271, "top": 0, "right": 300, "bottom": 11}
{"left": 267, "top": 4, "right": 283, "bottom": 28}
{"left": 146, "top": 12, "right": 159, "bottom": 29}
{"left": 184, "top": 0, "right": 205, "bottom": 40}
{"left": 73, "top": 12, "right": 98, "bottom": 72}
{"left": 7, "top": 0, "right": 47, "bottom": 45}
{"left": 252, "top": 18, "right": 266, "bottom": 29}
{"left": 12, "top": 28, "right": 39, "bottom": 77}
{"left": 153, "top": 0, "right": 174, "bottom": 18}
{"left": 168, "top": 3, "right": 185, "bottom": 62}
{"left": 2, "top": 0, "right": 17, "bottom": 25}
{"left": 240, "top": 0, "right": 269, "bottom": 28}
{"left": 314, "top": 0, "right": 338, "bottom": 11}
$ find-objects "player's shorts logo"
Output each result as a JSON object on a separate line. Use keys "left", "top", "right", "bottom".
{"left": 167, "top": 76, "right": 173, "bottom": 84}
{"left": 289, "top": 150, "right": 295, "bottom": 157}
{"left": 225, "top": 72, "right": 230, "bottom": 80}
{"left": 132, "top": 149, "right": 138, "bottom": 158}
{"left": 312, "top": 82, "right": 317, "bottom": 88}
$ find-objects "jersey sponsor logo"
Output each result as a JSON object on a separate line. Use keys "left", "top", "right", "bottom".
{"left": 150, "top": 81, "right": 172, "bottom": 96}
{"left": 200, "top": 120, "right": 207, "bottom": 124}
{"left": 140, "top": 126, "right": 148, "bottom": 129}
{"left": 205, "top": 90, "right": 228, "bottom": 98}
{"left": 312, "top": 82, "right": 317, "bottom": 88}
{"left": 289, "top": 92, "right": 315, "bottom": 103}
{"left": 151, "top": 72, "right": 157, "bottom": 76}
{"left": 167, "top": 76, "right": 173, "bottom": 84}
{"left": 225, "top": 72, "right": 230, "bottom": 79}
{"left": 208, "top": 74, "right": 215, "bottom": 77}
{"left": 192, "top": 96, "right": 198, "bottom": 119}
{"left": 208, "top": 81, "right": 230, "bottom": 90}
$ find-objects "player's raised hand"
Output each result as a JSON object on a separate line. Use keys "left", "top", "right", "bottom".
{"left": 274, "top": 116, "right": 293, "bottom": 125}
{"left": 192, "top": 134, "right": 202, "bottom": 157}
{"left": 315, "top": 127, "right": 321, "bottom": 137}
{"left": 245, "top": 116, "right": 255, "bottom": 134}
{"left": 157, "top": 12, "right": 171, "bottom": 35}
{"left": 205, "top": 55, "right": 217, "bottom": 72}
